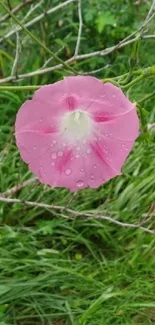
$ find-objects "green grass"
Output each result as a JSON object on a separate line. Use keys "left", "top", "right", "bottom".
{"left": 0, "top": 0, "right": 155, "bottom": 324}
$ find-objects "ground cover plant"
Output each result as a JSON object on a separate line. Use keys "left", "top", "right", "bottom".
{"left": 0, "top": 0, "right": 155, "bottom": 324}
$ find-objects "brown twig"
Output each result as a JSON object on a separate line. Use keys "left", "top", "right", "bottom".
{"left": 0, "top": 0, "right": 35, "bottom": 24}
{"left": 1, "top": 177, "right": 38, "bottom": 197}
{"left": 0, "top": 195, "right": 154, "bottom": 234}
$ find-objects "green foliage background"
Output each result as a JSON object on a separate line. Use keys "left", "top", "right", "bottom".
{"left": 0, "top": 0, "right": 155, "bottom": 324}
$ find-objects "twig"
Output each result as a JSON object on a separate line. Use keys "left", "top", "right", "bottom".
{"left": 0, "top": 1, "right": 77, "bottom": 75}
{"left": 21, "top": 0, "right": 43, "bottom": 24}
{"left": 82, "top": 65, "right": 111, "bottom": 75}
{"left": 0, "top": 0, "right": 34, "bottom": 24}
{"left": 0, "top": 196, "right": 154, "bottom": 234}
{"left": 40, "top": 46, "right": 65, "bottom": 69}
{"left": 0, "top": 0, "right": 76, "bottom": 41}
{"left": 147, "top": 123, "right": 155, "bottom": 131}
{"left": 74, "top": 0, "right": 83, "bottom": 56}
{"left": 145, "top": 0, "right": 155, "bottom": 21}
{"left": 1, "top": 177, "right": 38, "bottom": 197}
{"left": 11, "top": 31, "right": 21, "bottom": 76}
{"left": 0, "top": 34, "right": 154, "bottom": 85}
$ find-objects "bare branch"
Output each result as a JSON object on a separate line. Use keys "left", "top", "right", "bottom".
{"left": 21, "top": 0, "right": 43, "bottom": 24}
{"left": 74, "top": 0, "right": 83, "bottom": 56}
{"left": 0, "top": 0, "right": 34, "bottom": 24}
{"left": 147, "top": 123, "right": 155, "bottom": 131}
{"left": 11, "top": 31, "right": 21, "bottom": 76}
{"left": 0, "top": 1, "right": 77, "bottom": 75}
{"left": 0, "top": 196, "right": 154, "bottom": 235}
{"left": 0, "top": 34, "right": 155, "bottom": 85}
{"left": 0, "top": 0, "right": 76, "bottom": 42}
{"left": 82, "top": 65, "right": 111, "bottom": 75}
{"left": 1, "top": 177, "right": 38, "bottom": 197}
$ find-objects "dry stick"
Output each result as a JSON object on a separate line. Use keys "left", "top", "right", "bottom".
{"left": 0, "top": 34, "right": 154, "bottom": 85}
{"left": 0, "top": 1, "right": 76, "bottom": 75}
{"left": 21, "top": 0, "right": 43, "bottom": 24}
{"left": 0, "top": 196, "right": 154, "bottom": 234}
{"left": 0, "top": 0, "right": 34, "bottom": 24}
{"left": 0, "top": 0, "right": 76, "bottom": 41}
{"left": 1, "top": 177, "right": 38, "bottom": 197}
{"left": 11, "top": 31, "right": 21, "bottom": 76}
{"left": 74, "top": 0, "right": 83, "bottom": 56}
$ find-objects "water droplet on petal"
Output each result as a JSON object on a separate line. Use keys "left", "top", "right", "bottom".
{"left": 76, "top": 154, "right": 80, "bottom": 158}
{"left": 65, "top": 168, "right": 72, "bottom": 175}
{"left": 51, "top": 152, "right": 57, "bottom": 159}
{"left": 51, "top": 162, "right": 55, "bottom": 166}
{"left": 91, "top": 174, "right": 94, "bottom": 180}
{"left": 76, "top": 180, "right": 84, "bottom": 188}
{"left": 58, "top": 151, "right": 63, "bottom": 157}
{"left": 94, "top": 164, "right": 97, "bottom": 168}
{"left": 33, "top": 146, "right": 36, "bottom": 150}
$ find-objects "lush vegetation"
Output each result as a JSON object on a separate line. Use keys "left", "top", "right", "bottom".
{"left": 0, "top": 0, "right": 155, "bottom": 324}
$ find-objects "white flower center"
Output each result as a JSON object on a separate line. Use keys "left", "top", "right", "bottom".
{"left": 60, "top": 110, "right": 93, "bottom": 143}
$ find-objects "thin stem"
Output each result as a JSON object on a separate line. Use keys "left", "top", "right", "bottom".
{"left": 138, "top": 90, "right": 155, "bottom": 103}
{"left": 122, "top": 74, "right": 148, "bottom": 89}
{"left": 74, "top": 0, "right": 83, "bottom": 56}
{"left": 0, "top": 85, "right": 41, "bottom": 90}
{"left": 1, "top": 177, "right": 38, "bottom": 197}
{"left": 11, "top": 31, "right": 20, "bottom": 76}
{"left": 0, "top": 196, "right": 154, "bottom": 234}
{"left": 0, "top": 0, "right": 76, "bottom": 42}
{"left": 0, "top": 1, "right": 77, "bottom": 75}
{"left": 0, "top": 0, "right": 34, "bottom": 24}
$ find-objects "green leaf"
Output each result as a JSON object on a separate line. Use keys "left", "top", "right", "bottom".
{"left": 0, "top": 286, "right": 10, "bottom": 296}
{"left": 96, "top": 12, "right": 116, "bottom": 33}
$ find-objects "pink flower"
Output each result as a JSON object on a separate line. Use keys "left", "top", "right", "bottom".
{"left": 15, "top": 76, "right": 139, "bottom": 192}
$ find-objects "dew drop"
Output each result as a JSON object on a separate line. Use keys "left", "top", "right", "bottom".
{"left": 58, "top": 151, "right": 63, "bottom": 157}
{"left": 76, "top": 180, "right": 84, "bottom": 188}
{"left": 94, "top": 164, "right": 97, "bottom": 169}
{"left": 76, "top": 154, "right": 80, "bottom": 158}
{"left": 51, "top": 162, "right": 55, "bottom": 166}
{"left": 65, "top": 168, "right": 72, "bottom": 175}
{"left": 39, "top": 118, "right": 43, "bottom": 122}
{"left": 112, "top": 94, "right": 116, "bottom": 98}
{"left": 91, "top": 174, "right": 94, "bottom": 180}
{"left": 80, "top": 168, "right": 84, "bottom": 174}
{"left": 51, "top": 152, "right": 57, "bottom": 159}
{"left": 33, "top": 146, "right": 36, "bottom": 150}
{"left": 122, "top": 144, "right": 125, "bottom": 147}
{"left": 87, "top": 148, "right": 91, "bottom": 154}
